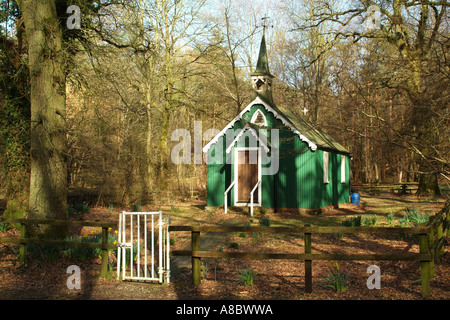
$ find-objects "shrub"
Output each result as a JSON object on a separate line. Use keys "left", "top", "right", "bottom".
{"left": 108, "top": 204, "right": 114, "bottom": 213}
{"left": 0, "top": 221, "right": 12, "bottom": 232}
{"left": 132, "top": 204, "right": 142, "bottom": 212}
{"left": 238, "top": 269, "right": 255, "bottom": 286}
{"left": 3, "top": 199, "right": 26, "bottom": 229}
{"left": 228, "top": 242, "right": 239, "bottom": 249}
{"left": 398, "top": 216, "right": 410, "bottom": 227}
{"left": 319, "top": 262, "right": 348, "bottom": 292}
{"left": 26, "top": 243, "right": 60, "bottom": 263}
{"left": 66, "top": 204, "right": 76, "bottom": 217}
{"left": 64, "top": 233, "right": 118, "bottom": 262}
{"left": 342, "top": 216, "right": 361, "bottom": 227}
{"left": 73, "top": 202, "right": 90, "bottom": 214}
{"left": 64, "top": 235, "right": 100, "bottom": 261}
{"left": 258, "top": 216, "right": 271, "bottom": 227}
{"left": 362, "top": 215, "right": 378, "bottom": 226}
{"left": 397, "top": 208, "right": 430, "bottom": 227}
{"left": 201, "top": 261, "right": 209, "bottom": 279}
{"left": 405, "top": 208, "right": 429, "bottom": 226}
{"left": 386, "top": 212, "right": 394, "bottom": 226}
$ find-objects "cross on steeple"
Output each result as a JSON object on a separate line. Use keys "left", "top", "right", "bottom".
{"left": 260, "top": 15, "right": 273, "bottom": 36}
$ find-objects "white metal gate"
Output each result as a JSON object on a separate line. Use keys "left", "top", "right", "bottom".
{"left": 117, "top": 211, "right": 170, "bottom": 283}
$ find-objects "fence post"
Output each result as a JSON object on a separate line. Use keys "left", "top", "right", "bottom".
{"left": 100, "top": 227, "right": 109, "bottom": 277}
{"left": 436, "top": 218, "right": 444, "bottom": 264}
{"left": 304, "top": 224, "right": 312, "bottom": 293}
{"left": 427, "top": 216, "right": 435, "bottom": 277}
{"left": 418, "top": 226, "right": 431, "bottom": 298}
{"left": 19, "top": 222, "right": 27, "bottom": 266}
{"left": 445, "top": 209, "right": 449, "bottom": 238}
{"left": 192, "top": 231, "right": 201, "bottom": 285}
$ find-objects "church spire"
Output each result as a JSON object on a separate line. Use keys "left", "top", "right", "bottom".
{"left": 253, "top": 33, "right": 272, "bottom": 77}
{"left": 251, "top": 31, "right": 274, "bottom": 104}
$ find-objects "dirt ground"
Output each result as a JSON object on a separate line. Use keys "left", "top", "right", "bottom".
{"left": 0, "top": 193, "right": 448, "bottom": 300}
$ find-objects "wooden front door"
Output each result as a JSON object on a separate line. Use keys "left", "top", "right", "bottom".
{"left": 237, "top": 150, "right": 259, "bottom": 203}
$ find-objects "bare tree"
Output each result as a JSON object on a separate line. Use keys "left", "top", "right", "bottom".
{"left": 289, "top": 0, "right": 449, "bottom": 194}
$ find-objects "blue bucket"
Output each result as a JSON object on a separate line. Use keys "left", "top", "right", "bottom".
{"left": 351, "top": 193, "right": 360, "bottom": 205}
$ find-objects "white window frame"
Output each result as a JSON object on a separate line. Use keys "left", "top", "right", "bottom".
{"left": 250, "top": 109, "right": 268, "bottom": 127}
{"left": 323, "top": 151, "right": 329, "bottom": 184}
{"left": 341, "top": 155, "right": 346, "bottom": 183}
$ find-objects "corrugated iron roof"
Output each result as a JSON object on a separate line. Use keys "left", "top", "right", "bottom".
{"left": 260, "top": 95, "right": 350, "bottom": 155}
{"left": 272, "top": 102, "right": 350, "bottom": 154}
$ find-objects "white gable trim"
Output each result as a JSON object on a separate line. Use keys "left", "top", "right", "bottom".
{"left": 225, "top": 125, "right": 270, "bottom": 154}
{"left": 202, "top": 96, "right": 317, "bottom": 153}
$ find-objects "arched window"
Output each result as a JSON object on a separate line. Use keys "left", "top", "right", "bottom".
{"left": 250, "top": 109, "right": 268, "bottom": 127}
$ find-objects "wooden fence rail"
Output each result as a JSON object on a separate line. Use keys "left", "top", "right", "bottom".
{"left": 0, "top": 201, "right": 447, "bottom": 294}
{"left": 169, "top": 206, "right": 449, "bottom": 297}
{"left": 0, "top": 218, "right": 117, "bottom": 277}
{"left": 427, "top": 202, "right": 450, "bottom": 276}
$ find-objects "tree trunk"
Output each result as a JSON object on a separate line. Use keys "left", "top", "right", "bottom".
{"left": 416, "top": 161, "right": 441, "bottom": 196}
{"left": 409, "top": 91, "right": 441, "bottom": 196}
{"left": 159, "top": 109, "right": 170, "bottom": 188}
{"left": 17, "top": 0, "right": 68, "bottom": 238}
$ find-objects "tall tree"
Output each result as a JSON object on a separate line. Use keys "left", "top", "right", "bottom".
{"left": 15, "top": 0, "right": 67, "bottom": 236}
{"left": 0, "top": 0, "right": 30, "bottom": 200}
{"left": 291, "top": 0, "right": 449, "bottom": 194}
{"left": 131, "top": 0, "right": 212, "bottom": 186}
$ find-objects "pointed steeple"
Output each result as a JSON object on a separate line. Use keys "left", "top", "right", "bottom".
{"left": 252, "top": 34, "right": 272, "bottom": 76}
{"left": 251, "top": 32, "right": 274, "bottom": 104}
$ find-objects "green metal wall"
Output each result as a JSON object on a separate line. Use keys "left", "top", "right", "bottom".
{"left": 206, "top": 104, "right": 350, "bottom": 209}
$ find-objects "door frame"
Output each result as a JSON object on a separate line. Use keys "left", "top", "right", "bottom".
{"left": 233, "top": 147, "right": 262, "bottom": 207}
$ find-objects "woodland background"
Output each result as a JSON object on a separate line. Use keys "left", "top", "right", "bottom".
{"left": 0, "top": 0, "right": 448, "bottom": 222}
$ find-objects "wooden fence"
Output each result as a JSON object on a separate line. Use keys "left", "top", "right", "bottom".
{"left": 0, "top": 218, "right": 117, "bottom": 277}
{"left": 170, "top": 203, "right": 449, "bottom": 297}
{"left": 427, "top": 202, "right": 450, "bottom": 275}
{"left": 0, "top": 202, "right": 447, "bottom": 295}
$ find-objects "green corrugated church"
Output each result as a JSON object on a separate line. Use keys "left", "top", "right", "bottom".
{"left": 203, "top": 33, "right": 351, "bottom": 214}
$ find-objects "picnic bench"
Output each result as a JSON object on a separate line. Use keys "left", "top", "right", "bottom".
{"left": 396, "top": 184, "right": 413, "bottom": 195}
